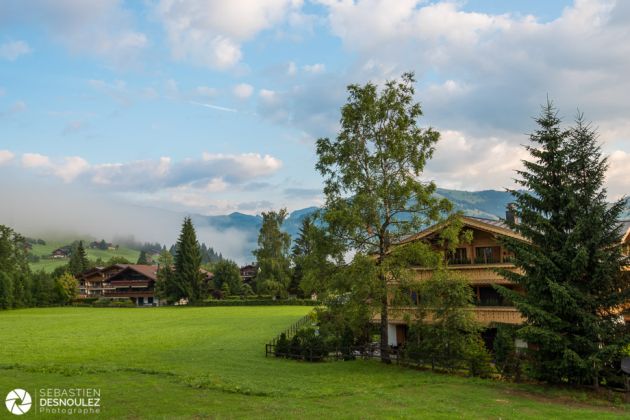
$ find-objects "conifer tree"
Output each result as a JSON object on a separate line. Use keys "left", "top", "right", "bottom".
{"left": 68, "top": 241, "right": 90, "bottom": 276}
{"left": 498, "top": 102, "right": 629, "bottom": 385}
{"left": 173, "top": 217, "right": 204, "bottom": 302}
{"left": 137, "top": 250, "right": 149, "bottom": 265}
{"left": 253, "top": 209, "right": 292, "bottom": 298}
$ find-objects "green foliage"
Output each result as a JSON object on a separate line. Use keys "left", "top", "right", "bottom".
{"left": 55, "top": 272, "right": 78, "bottom": 304}
{"left": 240, "top": 283, "right": 254, "bottom": 297}
{"left": 280, "top": 328, "right": 327, "bottom": 361}
{"left": 466, "top": 335, "right": 495, "bottom": 378}
{"left": 315, "top": 72, "right": 453, "bottom": 361}
{"left": 496, "top": 102, "right": 630, "bottom": 385}
{"left": 405, "top": 270, "right": 482, "bottom": 371}
{"left": 173, "top": 217, "right": 205, "bottom": 303}
{"left": 136, "top": 250, "right": 149, "bottom": 265}
{"left": 494, "top": 324, "right": 523, "bottom": 381}
{"left": 253, "top": 209, "right": 292, "bottom": 298}
{"left": 212, "top": 260, "right": 243, "bottom": 295}
{"left": 155, "top": 250, "right": 175, "bottom": 302}
{"left": 292, "top": 215, "right": 344, "bottom": 297}
{"left": 0, "top": 225, "right": 33, "bottom": 308}
{"left": 68, "top": 240, "right": 90, "bottom": 276}
{"left": 275, "top": 332, "right": 290, "bottom": 357}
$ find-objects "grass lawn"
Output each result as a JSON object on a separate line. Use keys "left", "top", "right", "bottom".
{"left": 28, "top": 241, "right": 140, "bottom": 272}
{"left": 0, "top": 307, "right": 626, "bottom": 419}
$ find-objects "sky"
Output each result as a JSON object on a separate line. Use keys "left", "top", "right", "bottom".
{"left": 1, "top": 0, "right": 629, "bottom": 233}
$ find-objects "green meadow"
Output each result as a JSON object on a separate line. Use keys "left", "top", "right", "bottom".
{"left": 0, "top": 307, "right": 626, "bottom": 419}
{"left": 28, "top": 241, "right": 140, "bottom": 272}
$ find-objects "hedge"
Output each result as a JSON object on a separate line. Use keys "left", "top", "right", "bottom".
{"left": 196, "top": 299, "right": 321, "bottom": 307}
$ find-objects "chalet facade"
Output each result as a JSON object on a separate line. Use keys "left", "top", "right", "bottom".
{"left": 240, "top": 264, "right": 258, "bottom": 285}
{"left": 383, "top": 212, "right": 630, "bottom": 347}
{"left": 104, "top": 265, "right": 160, "bottom": 306}
{"left": 78, "top": 264, "right": 214, "bottom": 306}
{"left": 51, "top": 248, "right": 70, "bottom": 258}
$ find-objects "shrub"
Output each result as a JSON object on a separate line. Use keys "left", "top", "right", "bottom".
{"left": 494, "top": 324, "right": 523, "bottom": 381}
{"left": 275, "top": 333, "right": 290, "bottom": 358}
{"left": 466, "top": 336, "right": 495, "bottom": 378}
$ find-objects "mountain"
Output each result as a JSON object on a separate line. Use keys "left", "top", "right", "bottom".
{"left": 190, "top": 189, "right": 517, "bottom": 259}
{"left": 435, "top": 188, "right": 514, "bottom": 219}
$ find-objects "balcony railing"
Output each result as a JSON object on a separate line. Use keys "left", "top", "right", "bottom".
{"left": 382, "top": 306, "right": 523, "bottom": 325}
{"left": 447, "top": 257, "right": 512, "bottom": 265}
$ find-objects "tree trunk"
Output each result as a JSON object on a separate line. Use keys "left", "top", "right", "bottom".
{"left": 380, "top": 273, "right": 391, "bottom": 364}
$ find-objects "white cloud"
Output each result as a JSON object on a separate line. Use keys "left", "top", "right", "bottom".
{"left": 0, "top": 40, "right": 31, "bottom": 61}
{"left": 607, "top": 150, "right": 630, "bottom": 200}
{"left": 21, "top": 153, "right": 89, "bottom": 182}
{"left": 303, "top": 63, "right": 325, "bottom": 74}
{"left": 425, "top": 130, "right": 528, "bottom": 191}
{"left": 154, "top": 0, "right": 303, "bottom": 69}
{"left": 287, "top": 61, "right": 297, "bottom": 76}
{"left": 21, "top": 153, "right": 51, "bottom": 168}
{"left": 195, "top": 86, "right": 218, "bottom": 97}
{"left": 233, "top": 83, "right": 254, "bottom": 99}
{"left": 1, "top": 0, "right": 147, "bottom": 66}
{"left": 0, "top": 150, "right": 15, "bottom": 165}
{"left": 259, "top": 89, "right": 278, "bottom": 103}
{"left": 16, "top": 151, "right": 282, "bottom": 191}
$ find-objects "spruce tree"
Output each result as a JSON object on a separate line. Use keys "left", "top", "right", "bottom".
{"left": 68, "top": 241, "right": 90, "bottom": 276}
{"left": 174, "top": 217, "right": 204, "bottom": 302}
{"left": 498, "top": 102, "right": 629, "bottom": 385}
{"left": 137, "top": 250, "right": 149, "bottom": 265}
{"left": 252, "top": 209, "right": 292, "bottom": 298}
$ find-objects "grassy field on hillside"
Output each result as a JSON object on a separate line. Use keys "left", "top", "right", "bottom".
{"left": 0, "top": 307, "right": 626, "bottom": 419}
{"left": 28, "top": 241, "right": 140, "bottom": 272}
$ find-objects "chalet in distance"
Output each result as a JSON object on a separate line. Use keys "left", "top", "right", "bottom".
{"left": 382, "top": 208, "right": 630, "bottom": 348}
{"left": 240, "top": 264, "right": 258, "bottom": 285}
{"left": 78, "top": 264, "right": 214, "bottom": 306}
{"left": 78, "top": 264, "right": 160, "bottom": 305}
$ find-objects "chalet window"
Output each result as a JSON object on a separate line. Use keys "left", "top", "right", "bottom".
{"left": 448, "top": 247, "right": 469, "bottom": 264}
{"left": 474, "top": 246, "right": 501, "bottom": 264}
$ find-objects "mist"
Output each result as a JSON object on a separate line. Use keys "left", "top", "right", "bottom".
{"left": 0, "top": 174, "right": 254, "bottom": 264}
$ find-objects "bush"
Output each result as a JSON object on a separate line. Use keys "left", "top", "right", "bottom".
{"left": 275, "top": 333, "right": 290, "bottom": 358}
{"left": 493, "top": 324, "right": 523, "bottom": 381}
{"left": 466, "top": 336, "right": 495, "bottom": 378}
{"left": 196, "top": 299, "right": 319, "bottom": 307}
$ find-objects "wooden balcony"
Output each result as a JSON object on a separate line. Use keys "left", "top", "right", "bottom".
{"left": 381, "top": 306, "right": 524, "bottom": 326}
{"left": 104, "top": 291, "right": 154, "bottom": 298}
{"left": 411, "top": 264, "right": 522, "bottom": 285}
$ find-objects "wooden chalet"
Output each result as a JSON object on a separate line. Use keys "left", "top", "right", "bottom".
{"left": 51, "top": 248, "right": 69, "bottom": 258}
{"left": 381, "top": 210, "right": 630, "bottom": 348}
{"left": 240, "top": 264, "right": 258, "bottom": 285}
{"left": 103, "top": 264, "right": 160, "bottom": 306}
{"left": 78, "top": 264, "right": 215, "bottom": 306}
{"left": 77, "top": 264, "right": 127, "bottom": 298}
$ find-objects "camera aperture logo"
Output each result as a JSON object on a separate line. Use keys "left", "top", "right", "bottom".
{"left": 5, "top": 389, "right": 32, "bottom": 416}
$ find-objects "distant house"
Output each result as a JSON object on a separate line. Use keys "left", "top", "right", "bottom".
{"left": 77, "top": 264, "right": 126, "bottom": 298}
{"left": 51, "top": 248, "right": 70, "bottom": 258}
{"left": 240, "top": 264, "right": 258, "bottom": 285}
{"left": 78, "top": 264, "right": 214, "bottom": 306}
{"left": 103, "top": 264, "right": 160, "bottom": 306}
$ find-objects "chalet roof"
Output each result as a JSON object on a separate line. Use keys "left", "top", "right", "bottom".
{"left": 400, "top": 215, "right": 527, "bottom": 246}
{"left": 108, "top": 264, "right": 158, "bottom": 281}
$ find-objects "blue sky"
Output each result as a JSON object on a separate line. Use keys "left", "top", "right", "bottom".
{"left": 1, "top": 0, "right": 629, "bottom": 222}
